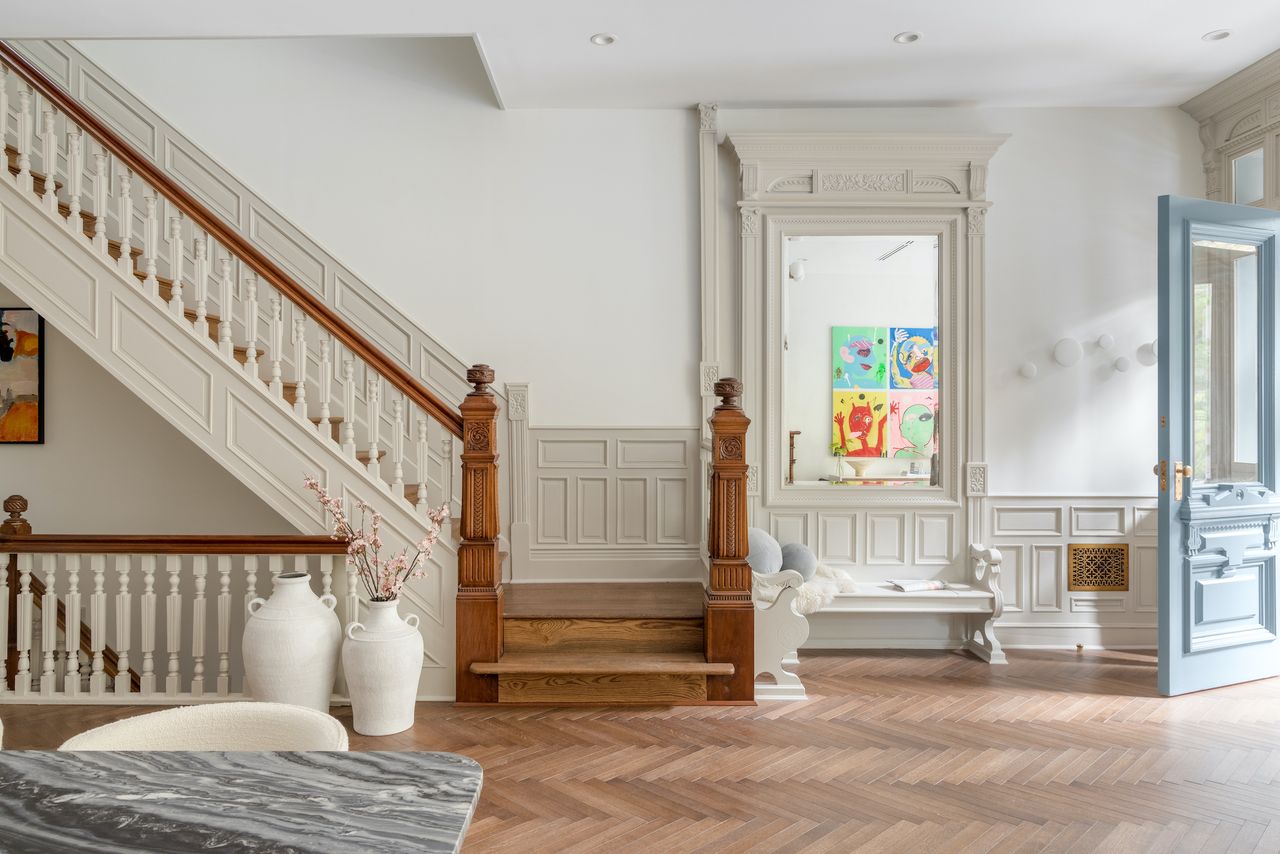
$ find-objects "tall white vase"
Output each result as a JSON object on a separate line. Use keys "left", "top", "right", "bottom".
{"left": 242, "top": 572, "right": 341, "bottom": 713}
{"left": 343, "top": 599, "right": 423, "bottom": 736}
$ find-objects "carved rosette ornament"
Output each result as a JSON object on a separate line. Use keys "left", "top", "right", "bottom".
{"left": 968, "top": 206, "right": 987, "bottom": 235}
{"left": 699, "top": 102, "right": 719, "bottom": 133}
{"left": 965, "top": 463, "right": 988, "bottom": 497}
{"left": 740, "top": 207, "right": 761, "bottom": 237}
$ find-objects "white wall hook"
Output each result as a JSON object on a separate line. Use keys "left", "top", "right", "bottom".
{"left": 1113, "top": 355, "right": 1131, "bottom": 373}
{"left": 1019, "top": 361, "right": 1038, "bottom": 379}
{"left": 1053, "top": 338, "right": 1083, "bottom": 367}
{"left": 1096, "top": 333, "right": 1114, "bottom": 351}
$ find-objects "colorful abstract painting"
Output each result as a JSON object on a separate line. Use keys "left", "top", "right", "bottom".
{"left": 832, "top": 390, "right": 888, "bottom": 458}
{"left": 889, "top": 326, "right": 937, "bottom": 389}
{"left": 888, "top": 391, "right": 937, "bottom": 460}
{"left": 832, "top": 326, "right": 887, "bottom": 389}
{"left": 0, "top": 308, "right": 43, "bottom": 444}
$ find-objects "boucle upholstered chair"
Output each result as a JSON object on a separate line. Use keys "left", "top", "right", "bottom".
{"left": 58, "top": 702, "right": 349, "bottom": 751}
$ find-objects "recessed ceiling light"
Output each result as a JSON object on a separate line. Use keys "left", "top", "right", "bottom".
{"left": 1202, "top": 29, "right": 1231, "bottom": 41}
{"left": 893, "top": 31, "right": 921, "bottom": 44}
{"left": 590, "top": 33, "right": 617, "bottom": 46}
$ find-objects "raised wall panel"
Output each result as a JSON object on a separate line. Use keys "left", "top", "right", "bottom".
{"left": 914, "top": 513, "right": 954, "bottom": 565}
{"left": 225, "top": 393, "right": 327, "bottom": 519}
{"left": 1070, "top": 596, "right": 1127, "bottom": 613}
{"left": 334, "top": 275, "right": 414, "bottom": 365}
{"left": 1031, "top": 545, "right": 1064, "bottom": 612}
{"left": 537, "top": 438, "right": 609, "bottom": 469}
{"left": 999, "top": 545, "right": 1024, "bottom": 612}
{"left": 249, "top": 207, "right": 328, "bottom": 299}
{"left": 817, "top": 514, "right": 856, "bottom": 564}
{"left": 771, "top": 513, "right": 808, "bottom": 547}
{"left": 163, "top": 140, "right": 241, "bottom": 225}
{"left": 656, "top": 477, "right": 688, "bottom": 544}
{"left": 617, "top": 439, "right": 687, "bottom": 469}
{"left": 576, "top": 478, "right": 608, "bottom": 544}
{"left": 536, "top": 478, "right": 569, "bottom": 544}
{"left": 1, "top": 210, "right": 99, "bottom": 336}
{"left": 993, "top": 506, "right": 1064, "bottom": 537}
{"left": 1134, "top": 545, "right": 1158, "bottom": 612}
{"left": 80, "top": 70, "right": 157, "bottom": 155}
{"left": 866, "top": 514, "right": 906, "bottom": 565}
{"left": 617, "top": 478, "right": 649, "bottom": 544}
{"left": 1070, "top": 506, "right": 1127, "bottom": 537}
{"left": 20, "top": 41, "right": 72, "bottom": 89}
{"left": 112, "top": 299, "right": 213, "bottom": 432}
{"left": 1134, "top": 507, "right": 1159, "bottom": 536}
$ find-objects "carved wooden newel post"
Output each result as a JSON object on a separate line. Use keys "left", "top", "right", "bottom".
{"left": 705, "top": 379, "right": 754, "bottom": 702}
{"left": 3, "top": 495, "right": 31, "bottom": 690}
{"left": 455, "top": 365, "right": 503, "bottom": 703}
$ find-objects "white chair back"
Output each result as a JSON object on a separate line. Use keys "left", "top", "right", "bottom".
{"left": 59, "top": 702, "right": 349, "bottom": 751}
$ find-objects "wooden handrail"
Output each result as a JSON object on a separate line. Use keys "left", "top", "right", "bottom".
{"left": 0, "top": 42, "right": 464, "bottom": 438}
{"left": 0, "top": 535, "right": 347, "bottom": 555}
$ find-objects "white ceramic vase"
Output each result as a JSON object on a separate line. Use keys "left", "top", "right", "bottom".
{"left": 242, "top": 572, "right": 341, "bottom": 713}
{"left": 343, "top": 599, "right": 423, "bottom": 736}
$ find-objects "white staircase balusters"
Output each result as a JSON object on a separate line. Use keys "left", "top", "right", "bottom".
{"left": 114, "top": 554, "right": 132, "bottom": 694}
{"left": 16, "top": 85, "right": 32, "bottom": 192}
{"left": 167, "top": 216, "right": 185, "bottom": 316}
{"left": 292, "top": 313, "right": 308, "bottom": 418}
{"left": 116, "top": 169, "right": 134, "bottom": 276}
{"left": 63, "top": 555, "right": 82, "bottom": 696}
{"left": 139, "top": 555, "right": 157, "bottom": 695}
{"left": 88, "top": 554, "right": 106, "bottom": 695}
{"left": 0, "top": 65, "right": 8, "bottom": 167}
{"left": 216, "top": 554, "right": 232, "bottom": 696}
{"left": 318, "top": 335, "right": 333, "bottom": 437}
{"left": 243, "top": 274, "right": 260, "bottom": 378}
{"left": 366, "top": 375, "right": 381, "bottom": 476}
{"left": 40, "top": 107, "right": 57, "bottom": 213}
{"left": 0, "top": 553, "right": 6, "bottom": 688}
{"left": 416, "top": 412, "right": 429, "bottom": 510}
{"left": 165, "top": 555, "right": 182, "bottom": 695}
{"left": 142, "top": 191, "right": 160, "bottom": 299}
{"left": 66, "top": 127, "right": 84, "bottom": 236}
{"left": 269, "top": 292, "right": 284, "bottom": 399}
{"left": 91, "top": 146, "right": 107, "bottom": 255}
{"left": 39, "top": 554, "right": 56, "bottom": 696}
{"left": 319, "top": 554, "right": 334, "bottom": 600}
{"left": 15, "top": 554, "right": 32, "bottom": 695}
{"left": 267, "top": 555, "right": 284, "bottom": 581}
{"left": 342, "top": 357, "right": 357, "bottom": 458}
{"left": 218, "top": 256, "right": 234, "bottom": 359}
{"left": 193, "top": 232, "right": 209, "bottom": 339}
{"left": 441, "top": 434, "right": 454, "bottom": 519}
{"left": 191, "top": 555, "right": 207, "bottom": 697}
{"left": 392, "top": 394, "right": 406, "bottom": 494}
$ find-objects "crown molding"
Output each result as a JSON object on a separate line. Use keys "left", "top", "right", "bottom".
{"left": 727, "top": 132, "right": 1009, "bottom": 165}
{"left": 1181, "top": 49, "right": 1280, "bottom": 122}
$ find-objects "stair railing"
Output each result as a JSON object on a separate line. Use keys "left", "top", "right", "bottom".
{"left": 705, "top": 378, "right": 754, "bottom": 702}
{"left": 0, "top": 46, "right": 504, "bottom": 701}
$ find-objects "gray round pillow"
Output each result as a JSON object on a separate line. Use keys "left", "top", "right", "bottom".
{"left": 747, "top": 527, "right": 783, "bottom": 575}
{"left": 780, "top": 542, "right": 818, "bottom": 582}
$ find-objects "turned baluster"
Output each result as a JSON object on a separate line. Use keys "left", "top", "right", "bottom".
{"left": 91, "top": 146, "right": 108, "bottom": 255}
{"left": 63, "top": 555, "right": 82, "bottom": 696}
{"left": 243, "top": 274, "right": 260, "bottom": 378}
{"left": 366, "top": 375, "right": 381, "bottom": 476}
{"left": 218, "top": 257, "right": 234, "bottom": 359}
{"left": 164, "top": 555, "right": 182, "bottom": 695}
{"left": 269, "top": 294, "right": 284, "bottom": 398}
{"left": 141, "top": 192, "right": 160, "bottom": 298}
{"left": 113, "top": 555, "right": 131, "bottom": 694}
{"left": 319, "top": 554, "right": 334, "bottom": 600}
{"left": 391, "top": 395, "right": 406, "bottom": 494}
{"left": 0, "top": 65, "right": 7, "bottom": 168}
{"left": 139, "top": 554, "right": 156, "bottom": 695}
{"left": 14, "top": 554, "right": 32, "bottom": 695}
{"left": 88, "top": 554, "right": 105, "bottom": 695}
{"left": 346, "top": 550, "right": 361, "bottom": 636}
{"left": 193, "top": 233, "right": 210, "bottom": 339}
{"left": 40, "top": 107, "right": 57, "bottom": 213}
{"left": 117, "top": 170, "right": 135, "bottom": 275}
{"left": 317, "top": 336, "right": 333, "bottom": 437}
{"left": 341, "top": 358, "right": 357, "bottom": 457}
{"left": 66, "top": 128, "right": 84, "bottom": 236}
{"left": 268, "top": 555, "right": 284, "bottom": 580}
{"left": 216, "top": 555, "right": 231, "bottom": 696}
{"left": 39, "top": 554, "right": 55, "bottom": 695}
{"left": 292, "top": 314, "right": 309, "bottom": 418}
{"left": 15, "top": 85, "right": 32, "bottom": 192}
{"left": 441, "top": 435, "right": 455, "bottom": 519}
{"left": 416, "top": 413, "right": 429, "bottom": 510}
{"left": 167, "top": 217, "right": 185, "bottom": 316}
{"left": 0, "top": 554, "right": 6, "bottom": 690}
{"left": 191, "top": 555, "right": 207, "bottom": 696}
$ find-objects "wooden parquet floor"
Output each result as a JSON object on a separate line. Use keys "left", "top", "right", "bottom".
{"left": 6, "top": 649, "right": 1280, "bottom": 852}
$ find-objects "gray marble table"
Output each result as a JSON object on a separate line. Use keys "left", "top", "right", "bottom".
{"left": 0, "top": 750, "right": 482, "bottom": 853}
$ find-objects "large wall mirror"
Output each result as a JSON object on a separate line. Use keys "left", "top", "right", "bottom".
{"left": 783, "top": 234, "right": 940, "bottom": 487}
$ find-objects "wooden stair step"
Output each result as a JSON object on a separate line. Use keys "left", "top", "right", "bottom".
{"left": 504, "top": 617, "right": 703, "bottom": 654}
{"left": 471, "top": 652, "right": 732, "bottom": 677}
{"left": 472, "top": 651, "right": 730, "bottom": 705}
{"left": 502, "top": 582, "right": 705, "bottom": 620}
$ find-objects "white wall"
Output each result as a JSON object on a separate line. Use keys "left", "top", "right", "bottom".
{"left": 0, "top": 286, "right": 294, "bottom": 535}
{"left": 73, "top": 37, "right": 701, "bottom": 429}
{"left": 720, "top": 107, "right": 1205, "bottom": 496}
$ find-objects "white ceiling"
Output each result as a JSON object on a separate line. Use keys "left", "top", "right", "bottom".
{"left": 8, "top": 1, "right": 1280, "bottom": 109}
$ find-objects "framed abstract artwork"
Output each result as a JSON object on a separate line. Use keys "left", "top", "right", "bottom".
{"left": 0, "top": 308, "right": 44, "bottom": 444}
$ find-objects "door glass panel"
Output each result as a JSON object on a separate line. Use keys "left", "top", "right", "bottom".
{"left": 1233, "top": 149, "right": 1264, "bottom": 205}
{"left": 1191, "top": 238, "right": 1260, "bottom": 485}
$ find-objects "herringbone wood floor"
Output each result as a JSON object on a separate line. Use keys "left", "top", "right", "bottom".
{"left": 5, "top": 650, "right": 1280, "bottom": 852}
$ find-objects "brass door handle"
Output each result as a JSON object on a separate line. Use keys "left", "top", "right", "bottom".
{"left": 1173, "top": 461, "right": 1192, "bottom": 500}
{"left": 1154, "top": 460, "right": 1167, "bottom": 492}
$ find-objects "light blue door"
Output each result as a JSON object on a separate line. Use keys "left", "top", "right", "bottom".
{"left": 1159, "top": 195, "right": 1280, "bottom": 696}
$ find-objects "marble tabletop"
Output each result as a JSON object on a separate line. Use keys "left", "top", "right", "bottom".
{"left": 0, "top": 750, "right": 482, "bottom": 853}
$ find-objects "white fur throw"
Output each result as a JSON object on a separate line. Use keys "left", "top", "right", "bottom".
{"left": 59, "top": 702, "right": 349, "bottom": 751}
{"left": 754, "top": 563, "right": 858, "bottom": 615}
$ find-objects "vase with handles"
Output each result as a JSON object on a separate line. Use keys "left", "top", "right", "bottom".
{"left": 242, "top": 571, "right": 341, "bottom": 713}
{"left": 343, "top": 599, "right": 423, "bottom": 736}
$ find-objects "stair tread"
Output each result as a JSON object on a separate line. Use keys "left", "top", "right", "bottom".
{"left": 471, "top": 651, "right": 733, "bottom": 676}
{"left": 503, "top": 582, "right": 705, "bottom": 620}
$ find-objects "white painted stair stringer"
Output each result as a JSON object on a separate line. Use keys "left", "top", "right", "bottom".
{"left": 0, "top": 174, "right": 458, "bottom": 700}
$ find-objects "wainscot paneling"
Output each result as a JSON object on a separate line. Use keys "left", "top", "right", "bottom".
{"left": 989, "top": 496, "right": 1159, "bottom": 649}
{"left": 520, "top": 426, "right": 703, "bottom": 582}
